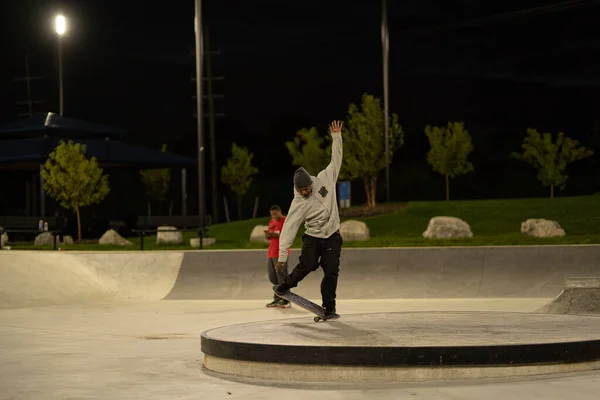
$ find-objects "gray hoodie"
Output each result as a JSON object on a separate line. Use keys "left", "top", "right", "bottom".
{"left": 278, "top": 132, "right": 343, "bottom": 263}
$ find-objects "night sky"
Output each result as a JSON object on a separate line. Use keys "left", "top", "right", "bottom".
{"left": 1, "top": 0, "right": 599, "bottom": 221}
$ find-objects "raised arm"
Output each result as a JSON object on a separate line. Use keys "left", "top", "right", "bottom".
{"left": 318, "top": 120, "right": 343, "bottom": 184}
{"left": 277, "top": 198, "right": 304, "bottom": 263}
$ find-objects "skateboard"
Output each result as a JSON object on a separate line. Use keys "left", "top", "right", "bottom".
{"left": 273, "top": 285, "right": 340, "bottom": 322}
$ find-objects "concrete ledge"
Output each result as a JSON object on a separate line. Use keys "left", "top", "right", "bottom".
{"left": 538, "top": 277, "right": 600, "bottom": 314}
{"left": 565, "top": 277, "right": 600, "bottom": 289}
{"left": 201, "top": 312, "right": 600, "bottom": 382}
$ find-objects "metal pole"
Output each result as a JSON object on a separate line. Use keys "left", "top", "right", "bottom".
{"left": 382, "top": 0, "right": 390, "bottom": 203}
{"left": 205, "top": 26, "right": 219, "bottom": 224}
{"left": 58, "top": 37, "right": 64, "bottom": 116}
{"left": 181, "top": 168, "right": 187, "bottom": 216}
{"left": 40, "top": 163, "right": 46, "bottom": 216}
{"left": 194, "top": 0, "right": 206, "bottom": 226}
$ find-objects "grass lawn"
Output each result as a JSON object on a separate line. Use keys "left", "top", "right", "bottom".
{"left": 7, "top": 195, "right": 600, "bottom": 251}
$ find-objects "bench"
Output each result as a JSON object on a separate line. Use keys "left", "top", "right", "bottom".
{"left": 108, "top": 220, "right": 125, "bottom": 230}
{"left": 132, "top": 215, "right": 211, "bottom": 250}
{"left": 0, "top": 216, "right": 69, "bottom": 250}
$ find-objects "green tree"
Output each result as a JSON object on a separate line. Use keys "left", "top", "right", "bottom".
{"left": 41, "top": 140, "right": 110, "bottom": 241}
{"left": 341, "top": 93, "right": 404, "bottom": 207}
{"left": 221, "top": 143, "right": 259, "bottom": 219}
{"left": 511, "top": 128, "right": 594, "bottom": 198}
{"left": 424, "top": 121, "right": 474, "bottom": 200}
{"left": 285, "top": 127, "right": 330, "bottom": 175}
{"left": 139, "top": 144, "right": 171, "bottom": 215}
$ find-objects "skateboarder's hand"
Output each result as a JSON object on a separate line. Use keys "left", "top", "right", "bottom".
{"left": 329, "top": 120, "right": 343, "bottom": 134}
{"left": 275, "top": 262, "right": 286, "bottom": 271}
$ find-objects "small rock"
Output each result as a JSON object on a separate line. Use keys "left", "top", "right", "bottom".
{"left": 339, "top": 220, "right": 370, "bottom": 241}
{"left": 521, "top": 218, "right": 565, "bottom": 237}
{"left": 156, "top": 226, "right": 183, "bottom": 245}
{"left": 190, "top": 237, "right": 216, "bottom": 248}
{"left": 99, "top": 229, "right": 133, "bottom": 246}
{"left": 423, "top": 216, "right": 473, "bottom": 239}
{"left": 61, "top": 235, "right": 74, "bottom": 245}
{"left": 250, "top": 225, "right": 269, "bottom": 243}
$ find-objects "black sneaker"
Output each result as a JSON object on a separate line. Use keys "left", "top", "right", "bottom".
{"left": 324, "top": 307, "right": 337, "bottom": 318}
{"left": 278, "top": 299, "right": 291, "bottom": 308}
{"left": 266, "top": 300, "right": 279, "bottom": 307}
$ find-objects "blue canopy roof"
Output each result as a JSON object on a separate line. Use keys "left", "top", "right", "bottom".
{"left": 0, "top": 114, "right": 196, "bottom": 170}
{"left": 0, "top": 137, "right": 196, "bottom": 170}
{"left": 0, "top": 113, "right": 126, "bottom": 139}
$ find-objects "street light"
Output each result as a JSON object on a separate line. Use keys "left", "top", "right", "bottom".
{"left": 55, "top": 14, "right": 66, "bottom": 116}
{"left": 55, "top": 15, "right": 66, "bottom": 35}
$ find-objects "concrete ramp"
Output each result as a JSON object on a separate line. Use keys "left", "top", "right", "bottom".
{"left": 1, "top": 245, "right": 599, "bottom": 310}
{"left": 0, "top": 251, "right": 183, "bottom": 309}
{"left": 537, "top": 277, "right": 600, "bottom": 315}
{"left": 164, "top": 246, "right": 600, "bottom": 300}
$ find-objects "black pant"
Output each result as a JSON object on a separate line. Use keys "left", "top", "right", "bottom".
{"left": 268, "top": 258, "right": 288, "bottom": 301}
{"left": 284, "top": 230, "right": 343, "bottom": 310}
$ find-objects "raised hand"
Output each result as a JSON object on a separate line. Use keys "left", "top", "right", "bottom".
{"left": 329, "top": 120, "right": 344, "bottom": 134}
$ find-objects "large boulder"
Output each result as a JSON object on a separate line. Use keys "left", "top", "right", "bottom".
{"left": 339, "top": 220, "right": 370, "bottom": 241}
{"left": 521, "top": 218, "right": 565, "bottom": 237}
{"left": 99, "top": 229, "right": 133, "bottom": 246}
{"left": 250, "top": 225, "right": 269, "bottom": 243}
{"left": 34, "top": 232, "right": 74, "bottom": 246}
{"left": 423, "top": 216, "right": 473, "bottom": 239}
{"left": 156, "top": 226, "right": 183, "bottom": 245}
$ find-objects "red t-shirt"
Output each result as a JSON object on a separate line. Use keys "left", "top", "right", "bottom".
{"left": 267, "top": 216, "right": 290, "bottom": 259}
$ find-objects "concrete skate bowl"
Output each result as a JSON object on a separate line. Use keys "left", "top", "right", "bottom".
{"left": 163, "top": 245, "right": 600, "bottom": 300}
{"left": 1, "top": 245, "right": 600, "bottom": 310}
{"left": 0, "top": 251, "right": 184, "bottom": 309}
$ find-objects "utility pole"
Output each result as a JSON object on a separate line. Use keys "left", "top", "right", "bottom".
{"left": 14, "top": 54, "right": 46, "bottom": 118}
{"left": 205, "top": 26, "right": 219, "bottom": 225}
{"left": 14, "top": 54, "right": 49, "bottom": 217}
{"left": 382, "top": 0, "right": 391, "bottom": 203}
{"left": 194, "top": 0, "right": 206, "bottom": 228}
{"left": 191, "top": 34, "right": 226, "bottom": 224}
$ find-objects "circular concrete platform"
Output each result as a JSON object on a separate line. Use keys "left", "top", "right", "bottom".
{"left": 201, "top": 312, "right": 600, "bottom": 383}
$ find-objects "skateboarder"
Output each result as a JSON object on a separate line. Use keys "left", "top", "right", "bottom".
{"left": 274, "top": 120, "right": 344, "bottom": 318}
{"left": 264, "top": 205, "right": 290, "bottom": 308}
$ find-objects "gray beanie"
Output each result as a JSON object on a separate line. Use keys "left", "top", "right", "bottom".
{"left": 293, "top": 167, "right": 312, "bottom": 188}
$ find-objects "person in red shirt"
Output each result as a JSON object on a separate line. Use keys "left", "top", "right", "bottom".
{"left": 264, "top": 205, "right": 291, "bottom": 308}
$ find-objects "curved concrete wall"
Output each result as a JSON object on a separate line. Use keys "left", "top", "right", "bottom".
{"left": 0, "top": 251, "right": 183, "bottom": 309}
{"left": 163, "top": 245, "right": 600, "bottom": 300}
{"left": 1, "top": 245, "right": 599, "bottom": 309}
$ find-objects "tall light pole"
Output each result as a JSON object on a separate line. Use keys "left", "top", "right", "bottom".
{"left": 55, "top": 14, "right": 66, "bottom": 116}
{"left": 194, "top": 0, "right": 206, "bottom": 233}
{"left": 381, "top": 0, "right": 390, "bottom": 203}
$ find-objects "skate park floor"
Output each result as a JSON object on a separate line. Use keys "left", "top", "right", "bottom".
{"left": 3, "top": 298, "right": 600, "bottom": 400}
{"left": 2, "top": 247, "right": 600, "bottom": 399}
